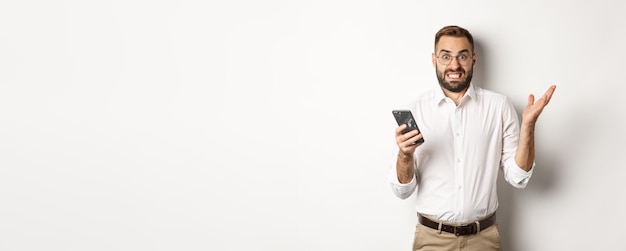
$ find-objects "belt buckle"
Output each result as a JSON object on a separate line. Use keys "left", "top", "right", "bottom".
{"left": 453, "top": 223, "right": 477, "bottom": 236}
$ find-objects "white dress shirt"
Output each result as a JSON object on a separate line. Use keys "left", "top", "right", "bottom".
{"left": 389, "top": 84, "right": 533, "bottom": 223}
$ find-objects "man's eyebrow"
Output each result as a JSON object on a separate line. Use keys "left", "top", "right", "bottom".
{"left": 437, "top": 49, "right": 471, "bottom": 54}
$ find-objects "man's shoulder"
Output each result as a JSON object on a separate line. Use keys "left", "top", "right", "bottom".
{"left": 413, "top": 88, "right": 441, "bottom": 101}
{"left": 473, "top": 86, "right": 510, "bottom": 103}
{"left": 399, "top": 88, "right": 439, "bottom": 109}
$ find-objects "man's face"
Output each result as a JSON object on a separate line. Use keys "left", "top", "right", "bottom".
{"left": 432, "top": 36, "right": 475, "bottom": 93}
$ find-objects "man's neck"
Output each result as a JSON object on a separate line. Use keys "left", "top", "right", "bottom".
{"left": 442, "top": 87, "right": 469, "bottom": 106}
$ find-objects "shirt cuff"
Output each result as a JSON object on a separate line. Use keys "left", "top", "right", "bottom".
{"left": 505, "top": 158, "right": 534, "bottom": 188}
{"left": 388, "top": 169, "right": 417, "bottom": 198}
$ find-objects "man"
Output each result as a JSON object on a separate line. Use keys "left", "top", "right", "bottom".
{"left": 388, "top": 25, "right": 556, "bottom": 251}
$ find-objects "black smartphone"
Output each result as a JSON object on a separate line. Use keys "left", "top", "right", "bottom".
{"left": 392, "top": 110, "right": 424, "bottom": 144}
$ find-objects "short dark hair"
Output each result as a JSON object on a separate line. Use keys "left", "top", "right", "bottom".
{"left": 434, "top": 25, "right": 474, "bottom": 52}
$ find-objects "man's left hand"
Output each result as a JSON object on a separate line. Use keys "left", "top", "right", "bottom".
{"left": 522, "top": 85, "right": 556, "bottom": 126}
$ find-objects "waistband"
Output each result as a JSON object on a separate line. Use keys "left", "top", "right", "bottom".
{"left": 418, "top": 213, "right": 496, "bottom": 236}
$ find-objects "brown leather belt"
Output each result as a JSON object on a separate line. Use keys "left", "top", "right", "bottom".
{"left": 418, "top": 213, "right": 496, "bottom": 236}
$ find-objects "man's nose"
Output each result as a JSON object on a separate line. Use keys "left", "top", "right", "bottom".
{"left": 449, "top": 56, "right": 461, "bottom": 67}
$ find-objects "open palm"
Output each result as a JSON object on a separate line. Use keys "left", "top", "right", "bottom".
{"left": 522, "top": 85, "right": 557, "bottom": 126}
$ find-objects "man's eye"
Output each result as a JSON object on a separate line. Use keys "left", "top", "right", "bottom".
{"left": 459, "top": 55, "right": 468, "bottom": 60}
{"left": 442, "top": 55, "right": 451, "bottom": 60}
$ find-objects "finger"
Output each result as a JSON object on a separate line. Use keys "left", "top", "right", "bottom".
{"left": 410, "top": 133, "right": 424, "bottom": 145}
{"left": 396, "top": 126, "right": 416, "bottom": 142}
{"left": 395, "top": 126, "right": 417, "bottom": 144}
{"left": 395, "top": 124, "right": 407, "bottom": 136}
{"left": 401, "top": 135, "right": 421, "bottom": 152}
{"left": 403, "top": 144, "right": 418, "bottom": 153}
{"left": 542, "top": 85, "right": 556, "bottom": 104}
{"left": 527, "top": 94, "right": 535, "bottom": 107}
{"left": 403, "top": 130, "right": 419, "bottom": 142}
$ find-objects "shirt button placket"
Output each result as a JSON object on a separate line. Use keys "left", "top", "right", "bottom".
{"left": 453, "top": 107, "right": 464, "bottom": 218}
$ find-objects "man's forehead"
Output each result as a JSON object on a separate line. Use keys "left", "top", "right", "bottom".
{"left": 436, "top": 36, "right": 472, "bottom": 52}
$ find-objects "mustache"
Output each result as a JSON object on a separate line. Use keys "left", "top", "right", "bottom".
{"left": 444, "top": 67, "right": 465, "bottom": 74}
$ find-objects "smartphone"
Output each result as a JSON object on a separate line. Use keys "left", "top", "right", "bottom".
{"left": 392, "top": 110, "right": 424, "bottom": 144}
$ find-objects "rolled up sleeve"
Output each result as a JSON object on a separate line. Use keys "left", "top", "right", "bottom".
{"left": 502, "top": 158, "right": 534, "bottom": 189}
{"left": 388, "top": 158, "right": 417, "bottom": 199}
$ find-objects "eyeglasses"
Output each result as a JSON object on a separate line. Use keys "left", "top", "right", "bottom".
{"left": 436, "top": 53, "right": 473, "bottom": 66}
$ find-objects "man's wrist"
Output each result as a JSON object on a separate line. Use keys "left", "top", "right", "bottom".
{"left": 398, "top": 150, "right": 414, "bottom": 160}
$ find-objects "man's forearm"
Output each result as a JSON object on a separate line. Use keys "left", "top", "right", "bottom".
{"left": 396, "top": 151, "right": 415, "bottom": 184}
{"left": 515, "top": 124, "right": 535, "bottom": 172}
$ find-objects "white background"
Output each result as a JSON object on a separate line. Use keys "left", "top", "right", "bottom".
{"left": 0, "top": 0, "right": 623, "bottom": 250}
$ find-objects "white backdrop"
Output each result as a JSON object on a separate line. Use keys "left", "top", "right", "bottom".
{"left": 0, "top": 0, "right": 624, "bottom": 250}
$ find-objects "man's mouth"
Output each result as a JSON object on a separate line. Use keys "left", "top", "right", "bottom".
{"left": 446, "top": 72, "right": 463, "bottom": 80}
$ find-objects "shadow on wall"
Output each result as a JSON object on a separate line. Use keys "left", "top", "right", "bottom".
{"left": 473, "top": 39, "right": 562, "bottom": 251}
{"left": 495, "top": 118, "right": 563, "bottom": 251}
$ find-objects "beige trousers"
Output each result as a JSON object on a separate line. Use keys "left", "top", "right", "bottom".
{"left": 412, "top": 223, "right": 502, "bottom": 251}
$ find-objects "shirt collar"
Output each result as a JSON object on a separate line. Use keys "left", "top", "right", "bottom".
{"left": 435, "top": 84, "right": 477, "bottom": 105}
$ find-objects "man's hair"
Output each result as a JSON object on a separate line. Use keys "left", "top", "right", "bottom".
{"left": 434, "top": 25, "right": 474, "bottom": 52}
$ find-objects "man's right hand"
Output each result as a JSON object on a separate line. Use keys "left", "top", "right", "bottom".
{"left": 395, "top": 124, "right": 423, "bottom": 155}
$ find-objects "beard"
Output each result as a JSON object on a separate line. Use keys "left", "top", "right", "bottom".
{"left": 436, "top": 66, "right": 473, "bottom": 93}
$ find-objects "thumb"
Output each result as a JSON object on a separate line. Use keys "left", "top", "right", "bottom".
{"left": 527, "top": 94, "right": 535, "bottom": 106}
